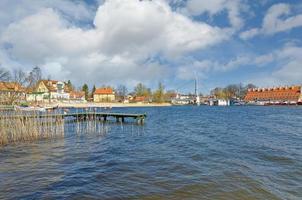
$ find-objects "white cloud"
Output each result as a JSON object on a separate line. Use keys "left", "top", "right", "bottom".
{"left": 240, "top": 3, "right": 302, "bottom": 39}
{"left": 231, "top": 44, "right": 302, "bottom": 85}
{"left": 239, "top": 28, "right": 259, "bottom": 40}
{"left": 271, "top": 44, "right": 302, "bottom": 84}
{"left": 0, "top": 0, "right": 96, "bottom": 33}
{"left": 177, "top": 42, "right": 302, "bottom": 87}
{"left": 176, "top": 60, "right": 215, "bottom": 80}
{"left": 254, "top": 54, "right": 274, "bottom": 66}
{"left": 184, "top": 0, "right": 245, "bottom": 30}
{"left": 0, "top": 0, "right": 227, "bottom": 87}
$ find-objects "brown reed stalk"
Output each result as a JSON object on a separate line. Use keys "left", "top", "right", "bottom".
{"left": 0, "top": 110, "right": 65, "bottom": 145}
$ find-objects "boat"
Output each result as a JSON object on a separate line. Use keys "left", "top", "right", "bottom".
{"left": 15, "top": 106, "right": 46, "bottom": 112}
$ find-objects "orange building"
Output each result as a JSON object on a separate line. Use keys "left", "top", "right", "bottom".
{"left": 244, "top": 86, "right": 302, "bottom": 103}
{"left": 93, "top": 87, "right": 115, "bottom": 102}
{"left": 0, "top": 82, "right": 25, "bottom": 104}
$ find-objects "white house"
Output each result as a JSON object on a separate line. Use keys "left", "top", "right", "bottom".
{"left": 27, "top": 80, "right": 71, "bottom": 102}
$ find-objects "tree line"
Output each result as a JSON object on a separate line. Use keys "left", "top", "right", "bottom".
{"left": 1, "top": 66, "right": 258, "bottom": 103}
{"left": 210, "top": 83, "right": 257, "bottom": 100}
{"left": 80, "top": 82, "right": 169, "bottom": 103}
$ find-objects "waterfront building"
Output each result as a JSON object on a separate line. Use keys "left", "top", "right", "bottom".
{"left": 171, "top": 94, "right": 192, "bottom": 105}
{"left": 0, "top": 81, "right": 25, "bottom": 104}
{"left": 27, "top": 80, "right": 71, "bottom": 102}
{"left": 69, "top": 91, "right": 86, "bottom": 102}
{"left": 93, "top": 87, "right": 115, "bottom": 102}
{"left": 244, "top": 85, "right": 302, "bottom": 104}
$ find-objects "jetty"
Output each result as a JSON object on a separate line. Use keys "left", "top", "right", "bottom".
{"left": 0, "top": 112, "right": 147, "bottom": 124}
{"left": 0, "top": 112, "right": 146, "bottom": 145}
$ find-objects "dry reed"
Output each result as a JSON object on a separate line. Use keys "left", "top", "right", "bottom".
{"left": 0, "top": 111, "right": 65, "bottom": 145}
{"left": 0, "top": 109, "right": 110, "bottom": 146}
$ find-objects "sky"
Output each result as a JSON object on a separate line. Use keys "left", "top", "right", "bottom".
{"left": 0, "top": 0, "right": 302, "bottom": 94}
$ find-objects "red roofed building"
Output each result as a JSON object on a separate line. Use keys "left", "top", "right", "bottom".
{"left": 70, "top": 91, "right": 86, "bottom": 102}
{"left": 93, "top": 87, "right": 115, "bottom": 102}
{"left": 0, "top": 81, "right": 25, "bottom": 104}
{"left": 244, "top": 85, "right": 302, "bottom": 104}
{"left": 134, "top": 96, "right": 147, "bottom": 103}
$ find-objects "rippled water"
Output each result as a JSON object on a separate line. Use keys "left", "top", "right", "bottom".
{"left": 1, "top": 106, "right": 302, "bottom": 199}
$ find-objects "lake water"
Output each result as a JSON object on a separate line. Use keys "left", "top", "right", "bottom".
{"left": 0, "top": 106, "right": 301, "bottom": 199}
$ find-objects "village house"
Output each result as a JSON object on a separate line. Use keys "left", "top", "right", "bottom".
{"left": 244, "top": 85, "right": 302, "bottom": 104}
{"left": 27, "top": 80, "right": 71, "bottom": 102}
{"left": 69, "top": 91, "right": 86, "bottom": 102}
{"left": 93, "top": 87, "right": 115, "bottom": 102}
{"left": 133, "top": 96, "right": 147, "bottom": 103}
{"left": 0, "top": 81, "right": 25, "bottom": 104}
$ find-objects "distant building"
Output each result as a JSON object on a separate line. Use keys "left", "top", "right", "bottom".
{"left": 171, "top": 94, "right": 193, "bottom": 105}
{"left": 93, "top": 87, "right": 115, "bottom": 102}
{"left": 133, "top": 96, "right": 149, "bottom": 103}
{"left": 69, "top": 91, "right": 86, "bottom": 102}
{"left": 27, "top": 80, "right": 71, "bottom": 102}
{"left": 0, "top": 82, "right": 25, "bottom": 104}
{"left": 244, "top": 85, "right": 302, "bottom": 104}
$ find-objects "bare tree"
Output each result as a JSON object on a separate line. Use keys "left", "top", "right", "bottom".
{"left": 116, "top": 85, "right": 128, "bottom": 101}
{"left": 27, "top": 66, "right": 42, "bottom": 88}
{"left": 5, "top": 69, "right": 27, "bottom": 105}
{"left": 13, "top": 69, "right": 27, "bottom": 86}
{"left": 0, "top": 67, "right": 11, "bottom": 81}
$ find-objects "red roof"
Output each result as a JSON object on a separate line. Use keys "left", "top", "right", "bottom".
{"left": 70, "top": 91, "right": 85, "bottom": 99}
{"left": 0, "top": 82, "right": 24, "bottom": 92}
{"left": 134, "top": 96, "right": 146, "bottom": 102}
{"left": 94, "top": 88, "right": 114, "bottom": 95}
{"left": 245, "top": 86, "right": 301, "bottom": 101}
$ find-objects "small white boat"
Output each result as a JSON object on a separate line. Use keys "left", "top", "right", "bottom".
{"left": 15, "top": 106, "right": 46, "bottom": 112}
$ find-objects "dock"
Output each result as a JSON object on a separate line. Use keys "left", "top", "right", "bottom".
{"left": 0, "top": 112, "right": 147, "bottom": 124}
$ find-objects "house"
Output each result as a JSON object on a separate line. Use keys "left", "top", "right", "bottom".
{"left": 93, "top": 87, "right": 115, "bottom": 102}
{"left": 131, "top": 96, "right": 146, "bottom": 103}
{"left": 0, "top": 82, "right": 25, "bottom": 104}
{"left": 244, "top": 85, "right": 302, "bottom": 104}
{"left": 69, "top": 91, "right": 86, "bottom": 102}
{"left": 27, "top": 80, "right": 71, "bottom": 102}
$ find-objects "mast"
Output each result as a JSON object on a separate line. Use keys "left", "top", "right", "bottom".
{"left": 195, "top": 77, "right": 200, "bottom": 106}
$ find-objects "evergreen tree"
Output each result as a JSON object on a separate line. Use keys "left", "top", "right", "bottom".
{"left": 90, "top": 85, "right": 96, "bottom": 99}
{"left": 82, "top": 84, "right": 89, "bottom": 100}
{"left": 66, "top": 80, "right": 74, "bottom": 91}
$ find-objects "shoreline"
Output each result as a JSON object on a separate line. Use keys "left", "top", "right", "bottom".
{"left": 43, "top": 102, "right": 172, "bottom": 108}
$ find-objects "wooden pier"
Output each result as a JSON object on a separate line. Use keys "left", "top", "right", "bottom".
{"left": 0, "top": 112, "right": 147, "bottom": 124}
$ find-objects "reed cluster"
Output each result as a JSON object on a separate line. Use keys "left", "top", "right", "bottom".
{"left": 0, "top": 111, "right": 64, "bottom": 145}
{"left": 0, "top": 110, "right": 113, "bottom": 146}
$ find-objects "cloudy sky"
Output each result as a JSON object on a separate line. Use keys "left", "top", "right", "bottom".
{"left": 0, "top": 0, "right": 301, "bottom": 93}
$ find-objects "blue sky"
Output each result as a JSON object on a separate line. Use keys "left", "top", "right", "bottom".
{"left": 0, "top": 0, "right": 301, "bottom": 94}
